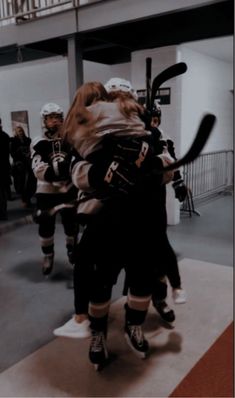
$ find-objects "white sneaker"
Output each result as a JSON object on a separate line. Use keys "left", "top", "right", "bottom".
{"left": 172, "top": 288, "right": 187, "bottom": 304}
{"left": 53, "top": 317, "right": 91, "bottom": 338}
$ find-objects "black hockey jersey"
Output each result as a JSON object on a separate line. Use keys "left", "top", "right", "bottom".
{"left": 31, "top": 131, "right": 74, "bottom": 194}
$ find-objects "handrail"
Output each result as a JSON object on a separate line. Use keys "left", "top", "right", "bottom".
{"left": 0, "top": 0, "right": 104, "bottom": 25}
{"left": 182, "top": 149, "right": 233, "bottom": 205}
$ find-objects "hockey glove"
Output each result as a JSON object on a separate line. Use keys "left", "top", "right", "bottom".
{"left": 88, "top": 159, "right": 138, "bottom": 195}
{"left": 113, "top": 138, "right": 150, "bottom": 169}
{"left": 103, "top": 159, "right": 138, "bottom": 194}
{"left": 172, "top": 179, "right": 188, "bottom": 202}
{"left": 44, "top": 159, "right": 70, "bottom": 182}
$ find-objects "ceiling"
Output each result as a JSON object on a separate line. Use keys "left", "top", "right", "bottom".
{"left": 78, "top": 0, "right": 234, "bottom": 64}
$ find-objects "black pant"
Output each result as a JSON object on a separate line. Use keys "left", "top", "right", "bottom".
{"left": 0, "top": 182, "right": 8, "bottom": 219}
{"left": 152, "top": 185, "right": 181, "bottom": 300}
{"left": 36, "top": 191, "right": 77, "bottom": 255}
{"left": 73, "top": 192, "right": 158, "bottom": 315}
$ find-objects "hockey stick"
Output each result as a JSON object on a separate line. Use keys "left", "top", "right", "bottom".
{"left": 1, "top": 114, "right": 215, "bottom": 234}
{"left": 0, "top": 195, "right": 90, "bottom": 235}
{"left": 150, "top": 62, "right": 188, "bottom": 111}
{"left": 34, "top": 201, "right": 76, "bottom": 220}
{"left": 161, "top": 113, "right": 216, "bottom": 172}
{"left": 145, "top": 57, "right": 152, "bottom": 110}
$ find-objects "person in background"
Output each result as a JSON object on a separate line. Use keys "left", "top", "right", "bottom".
{"left": 10, "top": 125, "right": 36, "bottom": 207}
{"left": 149, "top": 103, "right": 187, "bottom": 321}
{"left": 11, "top": 0, "right": 37, "bottom": 21}
{"left": 31, "top": 103, "right": 78, "bottom": 276}
{"left": 0, "top": 119, "right": 11, "bottom": 220}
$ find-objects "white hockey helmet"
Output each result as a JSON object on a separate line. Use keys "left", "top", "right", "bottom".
{"left": 40, "top": 102, "right": 63, "bottom": 118}
{"left": 152, "top": 102, "right": 161, "bottom": 118}
{"left": 105, "top": 78, "right": 138, "bottom": 100}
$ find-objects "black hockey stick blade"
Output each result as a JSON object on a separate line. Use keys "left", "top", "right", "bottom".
{"left": 0, "top": 193, "right": 97, "bottom": 234}
{"left": 146, "top": 57, "right": 152, "bottom": 110}
{"left": 162, "top": 113, "right": 216, "bottom": 172}
{"left": 150, "top": 62, "right": 187, "bottom": 110}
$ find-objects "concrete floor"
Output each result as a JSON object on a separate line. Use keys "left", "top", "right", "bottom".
{"left": 0, "top": 192, "right": 233, "bottom": 396}
{"left": 0, "top": 259, "right": 233, "bottom": 397}
{"left": 168, "top": 193, "right": 233, "bottom": 267}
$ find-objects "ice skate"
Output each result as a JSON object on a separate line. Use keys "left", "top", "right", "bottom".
{"left": 124, "top": 324, "right": 149, "bottom": 359}
{"left": 67, "top": 247, "right": 75, "bottom": 265}
{"left": 152, "top": 298, "right": 175, "bottom": 323}
{"left": 42, "top": 254, "right": 54, "bottom": 276}
{"left": 66, "top": 276, "right": 74, "bottom": 289}
{"left": 89, "top": 330, "right": 109, "bottom": 371}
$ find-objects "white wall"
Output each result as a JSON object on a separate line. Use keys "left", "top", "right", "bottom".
{"left": 179, "top": 45, "right": 233, "bottom": 155}
{"left": 130, "top": 44, "right": 233, "bottom": 223}
{"left": 0, "top": 43, "right": 232, "bottom": 224}
{"left": 1, "top": 47, "right": 232, "bottom": 149}
{"left": 132, "top": 44, "right": 233, "bottom": 157}
{"left": 131, "top": 45, "right": 183, "bottom": 224}
{"left": 0, "top": 57, "right": 131, "bottom": 139}
{"left": 0, "top": 57, "right": 69, "bottom": 139}
{"left": 131, "top": 46, "right": 183, "bottom": 156}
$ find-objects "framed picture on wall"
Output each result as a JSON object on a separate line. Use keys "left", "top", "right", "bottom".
{"left": 11, "top": 110, "right": 30, "bottom": 136}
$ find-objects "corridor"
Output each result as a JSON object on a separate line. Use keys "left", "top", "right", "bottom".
{"left": 0, "top": 194, "right": 233, "bottom": 397}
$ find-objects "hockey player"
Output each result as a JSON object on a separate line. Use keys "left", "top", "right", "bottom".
{"left": 31, "top": 103, "right": 78, "bottom": 276}
{"left": 104, "top": 80, "right": 187, "bottom": 323}
{"left": 149, "top": 103, "right": 187, "bottom": 318}
{"left": 65, "top": 80, "right": 173, "bottom": 215}
{"left": 61, "top": 81, "right": 174, "bottom": 369}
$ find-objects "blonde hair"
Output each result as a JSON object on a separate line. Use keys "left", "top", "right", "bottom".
{"left": 63, "top": 81, "right": 108, "bottom": 144}
{"left": 14, "top": 125, "right": 26, "bottom": 137}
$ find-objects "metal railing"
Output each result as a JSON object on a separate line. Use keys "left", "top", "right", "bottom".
{"left": 0, "top": 0, "right": 103, "bottom": 25}
{"left": 182, "top": 150, "right": 233, "bottom": 208}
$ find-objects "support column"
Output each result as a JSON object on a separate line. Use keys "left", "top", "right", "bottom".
{"left": 67, "top": 34, "right": 84, "bottom": 103}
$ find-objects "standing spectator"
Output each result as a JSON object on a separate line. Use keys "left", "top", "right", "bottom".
{"left": 10, "top": 125, "right": 36, "bottom": 207}
{"left": 31, "top": 103, "right": 78, "bottom": 276}
{"left": 10, "top": 1, "right": 37, "bottom": 21}
{"left": 0, "top": 119, "right": 11, "bottom": 220}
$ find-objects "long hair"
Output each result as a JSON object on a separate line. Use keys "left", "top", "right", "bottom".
{"left": 14, "top": 125, "right": 26, "bottom": 139}
{"left": 108, "top": 90, "right": 144, "bottom": 118}
{"left": 62, "top": 81, "right": 109, "bottom": 144}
